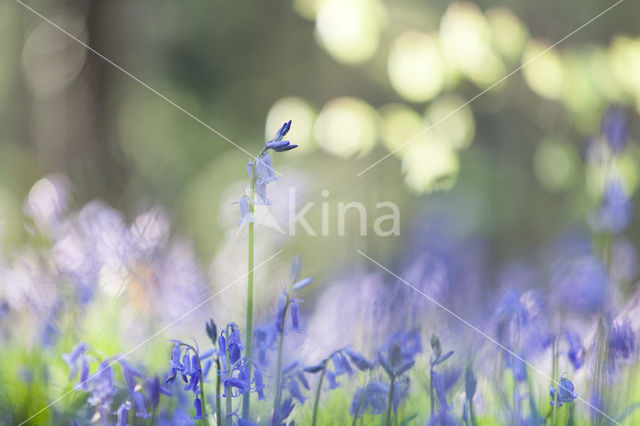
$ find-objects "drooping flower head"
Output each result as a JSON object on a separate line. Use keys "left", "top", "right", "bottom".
{"left": 550, "top": 376, "right": 577, "bottom": 407}
{"left": 237, "top": 121, "right": 297, "bottom": 222}
{"left": 166, "top": 339, "right": 214, "bottom": 419}
{"left": 302, "top": 346, "right": 372, "bottom": 395}
{"left": 377, "top": 330, "right": 422, "bottom": 379}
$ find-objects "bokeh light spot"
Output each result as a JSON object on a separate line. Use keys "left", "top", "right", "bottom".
{"left": 424, "top": 95, "right": 476, "bottom": 150}
{"left": 314, "top": 97, "right": 378, "bottom": 157}
{"left": 388, "top": 32, "right": 444, "bottom": 103}
{"left": 533, "top": 139, "right": 579, "bottom": 192}
{"left": 401, "top": 138, "right": 459, "bottom": 192}
{"left": 315, "top": 0, "right": 386, "bottom": 64}
{"left": 522, "top": 40, "right": 564, "bottom": 100}
{"left": 379, "top": 104, "right": 425, "bottom": 156}
{"left": 439, "top": 2, "right": 504, "bottom": 86}
{"left": 486, "top": 7, "right": 528, "bottom": 61}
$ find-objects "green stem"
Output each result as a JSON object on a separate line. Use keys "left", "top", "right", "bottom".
{"left": 351, "top": 387, "right": 366, "bottom": 426}
{"left": 225, "top": 325, "right": 233, "bottom": 426}
{"left": 215, "top": 359, "right": 222, "bottom": 426}
{"left": 272, "top": 295, "right": 290, "bottom": 425}
{"left": 429, "top": 367, "right": 434, "bottom": 416}
{"left": 386, "top": 375, "right": 395, "bottom": 426}
{"left": 311, "top": 365, "right": 328, "bottom": 426}
{"left": 468, "top": 398, "right": 476, "bottom": 426}
{"left": 242, "top": 161, "right": 257, "bottom": 420}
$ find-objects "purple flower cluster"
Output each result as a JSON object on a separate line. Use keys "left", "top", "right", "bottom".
{"left": 63, "top": 343, "right": 171, "bottom": 424}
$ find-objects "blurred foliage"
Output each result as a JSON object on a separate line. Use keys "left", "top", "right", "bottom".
{"left": 2, "top": 0, "right": 640, "bottom": 424}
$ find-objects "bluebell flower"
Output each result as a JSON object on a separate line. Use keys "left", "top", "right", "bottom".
{"left": 290, "top": 299, "right": 300, "bottom": 331}
{"left": 601, "top": 105, "right": 628, "bottom": 153}
{"left": 551, "top": 253, "right": 608, "bottom": 315}
{"left": 275, "top": 120, "right": 292, "bottom": 142}
{"left": 254, "top": 325, "right": 277, "bottom": 367}
{"left": 430, "top": 335, "right": 454, "bottom": 368}
{"left": 428, "top": 408, "right": 458, "bottom": 426}
{"left": 216, "top": 323, "right": 254, "bottom": 398}
{"left": 167, "top": 340, "right": 215, "bottom": 401}
{"left": 62, "top": 342, "right": 89, "bottom": 381}
{"left": 496, "top": 289, "right": 552, "bottom": 354}
{"left": 550, "top": 376, "right": 577, "bottom": 407}
{"left": 87, "top": 361, "right": 117, "bottom": 419}
{"left": 275, "top": 398, "right": 295, "bottom": 425}
{"left": 292, "top": 278, "right": 312, "bottom": 291}
{"left": 326, "top": 370, "right": 339, "bottom": 390}
{"left": 237, "top": 418, "right": 258, "bottom": 426}
{"left": 235, "top": 196, "right": 256, "bottom": 226}
{"left": 75, "top": 357, "right": 90, "bottom": 391}
{"left": 254, "top": 366, "right": 266, "bottom": 400}
{"left": 193, "top": 397, "right": 206, "bottom": 420}
{"left": 507, "top": 354, "right": 527, "bottom": 383}
{"left": 564, "top": 329, "right": 585, "bottom": 370}
{"left": 350, "top": 381, "right": 389, "bottom": 418}
{"left": 265, "top": 120, "right": 297, "bottom": 152}
{"left": 146, "top": 375, "right": 171, "bottom": 410}
{"left": 238, "top": 120, "right": 297, "bottom": 225}
{"left": 115, "top": 401, "right": 131, "bottom": 426}
{"left": 332, "top": 352, "right": 353, "bottom": 376}
{"left": 609, "top": 317, "right": 635, "bottom": 361}
{"left": 167, "top": 344, "right": 183, "bottom": 384}
{"left": 392, "top": 375, "right": 410, "bottom": 413}
{"left": 593, "top": 177, "right": 633, "bottom": 233}
{"left": 344, "top": 347, "right": 373, "bottom": 371}
{"left": 132, "top": 391, "right": 151, "bottom": 419}
{"left": 205, "top": 318, "right": 217, "bottom": 344}
{"left": 377, "top": 330, "right": 422, "bottom": 378}
{"left": 431, "top": 371, "right": 452, "bottom": 410}
{"left": 119, "top": 359, "right": 143, "bottom": 395}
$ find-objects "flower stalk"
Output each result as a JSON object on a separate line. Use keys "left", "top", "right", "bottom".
{"left": 311, "top": 365, "right": 328, "bottom": 426}
{"left": 272, "top": 293, "right": 290, "bottom": 425}
{"left": 242, "top": 159, "right": 258, "bottom": 420}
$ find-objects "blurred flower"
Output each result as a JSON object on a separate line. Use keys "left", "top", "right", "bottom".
{"left": 62, "top": 343, "right": 89, "bottom": 381}
{"left": 601, "top": 106, "right": 628, "bottom": 154}
{"left": 551, "top": 253, "right": 608, "bottom": 314}
{"left": 86, "top": 361, "right": 117, "bottom": 420}
{"left": 350, "top": 381, "right": 388, "bottom": 418}
{"left": 609, "top": 317, "right": 635, "bottom": 361}
{"left": 549, "top": 376, "right": 577, "bottom": 407}
{"left": 564, "top": 329, "right": 585, "bottom": 370}
{"left": 115, "top": 401, "right": 131, "bottom": 426}
{"left": 495, "top": 289, "right": 551, "bottom": 354}
{"left": 431, "top": 370, "right": 452, "bottom": 410}
{"left": 235, "top": 196, "right": 256, "bottom": 226}
{"left": 507, "top": 354, "right": 527, "bottom": 383}
{"left": 377, "top": 330, "right": 422, "bottom": 378}
{"left": 147, "top": 375, "right": 171, "bottom": 410}
{"left": 590, "top": 177, "right": 633, "bottom": 233}
{"left": 428, "top": 408, "right": 459, "bottom": 426}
